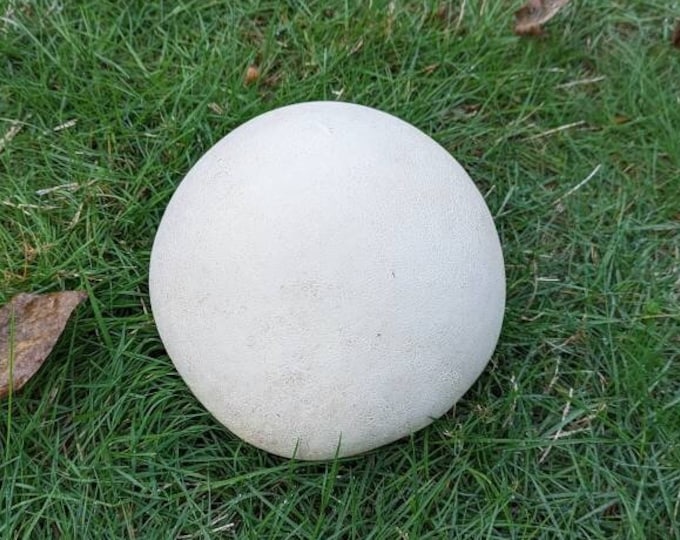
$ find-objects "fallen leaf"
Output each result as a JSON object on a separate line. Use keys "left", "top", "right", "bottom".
{"left": 673, "top": 20, "right": 680, "bottom": 48}
{"left": 244, "top": 65, "right": 260, "bottom": 85}
{"left": 514, "top": 0, "right": 570, "bottom": 36}
{"left": 0, "top": 291, "right": 87, "bottom": 399}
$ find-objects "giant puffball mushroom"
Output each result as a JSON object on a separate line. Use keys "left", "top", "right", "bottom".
{"left": 149, "top": 102, "right": 505, "bottom": 460}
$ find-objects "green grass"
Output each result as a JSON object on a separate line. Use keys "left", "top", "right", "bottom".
{"left": 1, "top": 0, "right": 679, "bottom": 537}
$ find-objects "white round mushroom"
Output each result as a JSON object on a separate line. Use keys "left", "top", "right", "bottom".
{"left": 149, "top": 102, "right": 505, "bottom": 460}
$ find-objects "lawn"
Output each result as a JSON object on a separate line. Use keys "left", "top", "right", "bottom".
{"left": 1, "top": 0, "right": 679, "bottom": 538}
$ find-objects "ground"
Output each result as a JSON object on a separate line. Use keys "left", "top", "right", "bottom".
{"left": 1, "top": 1, "right": 679, "bottom": 538}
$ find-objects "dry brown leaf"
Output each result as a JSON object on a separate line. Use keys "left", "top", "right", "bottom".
{"left": 0, "top": 291, "right": 87, "bottom": 398}
{"left": 514, "top": 0, "right": 571, "bottom": 36}
{"left": 673, "top": 20, "right": 680, "bottom": 48}
{"left": 244, "top": 65, "right": 260, "bottom": 85}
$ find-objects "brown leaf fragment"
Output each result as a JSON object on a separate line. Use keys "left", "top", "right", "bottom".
{"left": 673, "top": 20, "right": 680, "bottom": 48}
{"left": 0, "top": 291, "right": 87, "bottom": 398}
{"left": 514, "top": 0, "right": 571, "bottom": 36}
{"left": 244, "top": 65, "right": 260, "bottom": 85}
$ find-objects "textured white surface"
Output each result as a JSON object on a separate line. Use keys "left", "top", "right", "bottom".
{"left": 149, "top": 102, "right": 505, "bottom": 460}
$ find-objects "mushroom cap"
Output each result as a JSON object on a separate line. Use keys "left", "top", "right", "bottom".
{"left": 149, "top": 102, "right": 505, "bottom": 460}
